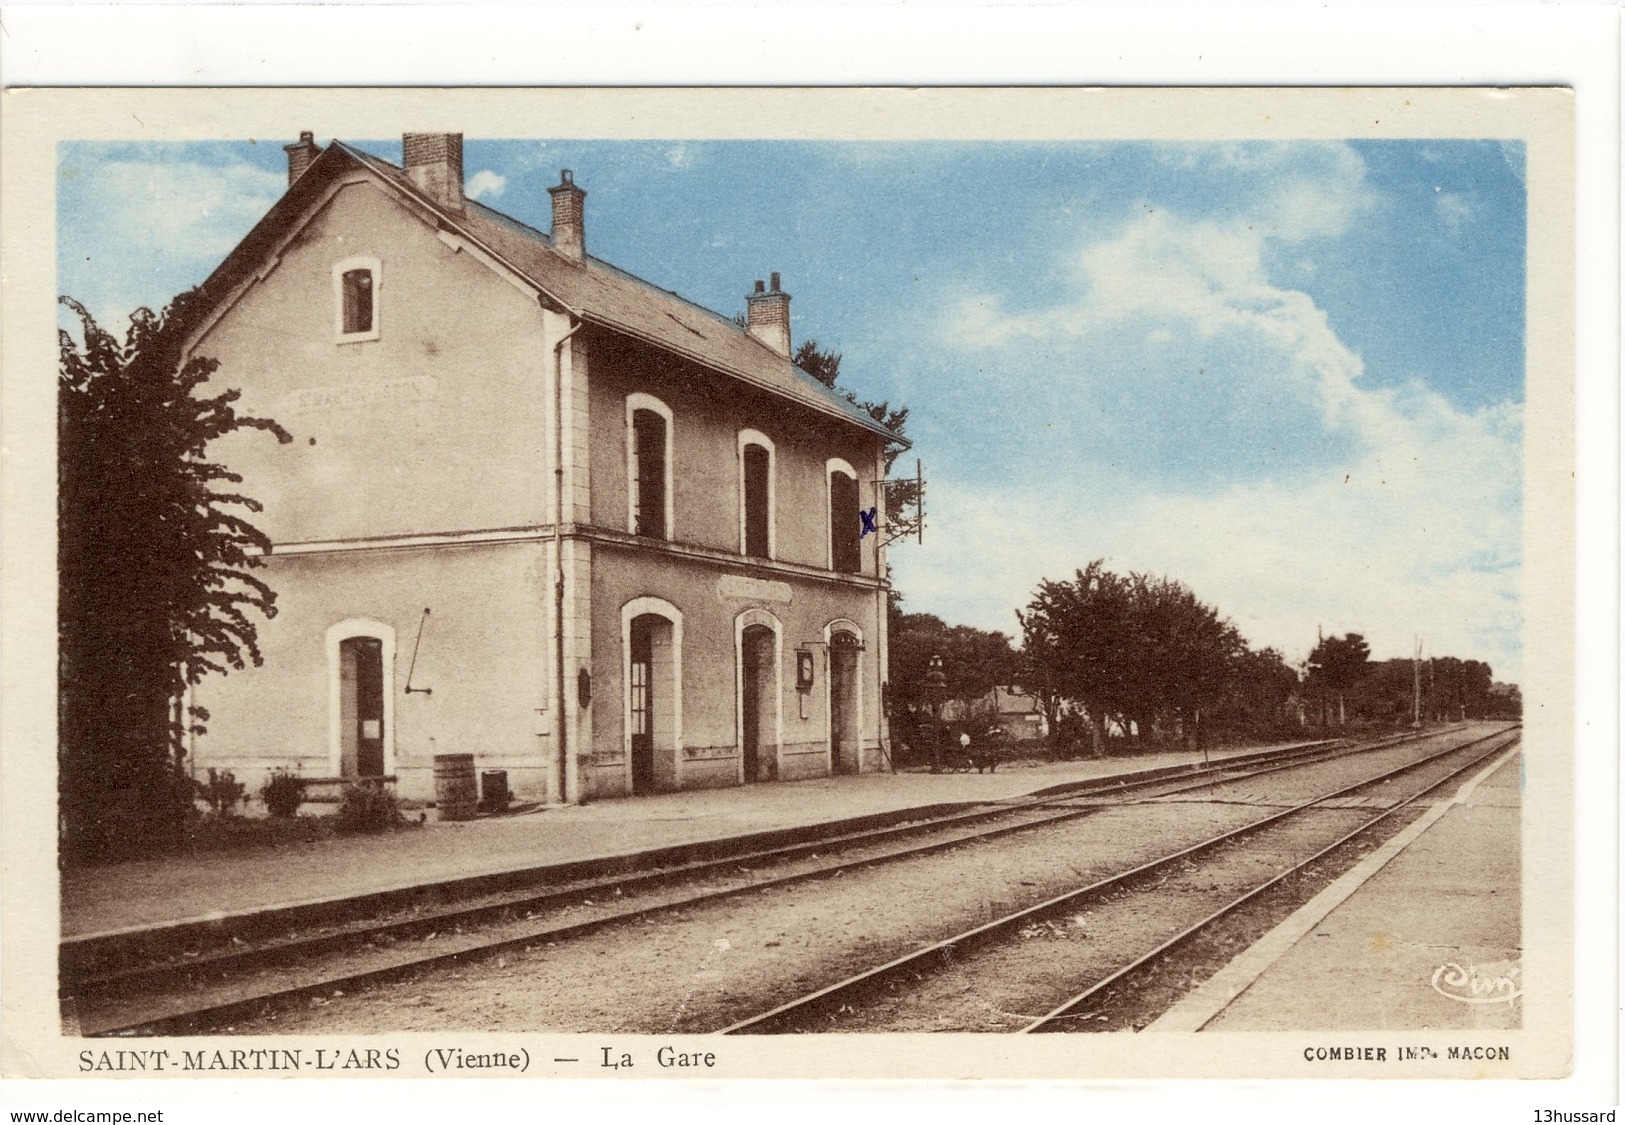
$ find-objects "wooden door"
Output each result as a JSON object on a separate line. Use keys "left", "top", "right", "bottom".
{"left": 830, "top": 634, "right": 860, "bottom": 774}
{"left": 741, "top": 625, "right": 774, "bottom": 782}
{"left": 630, "top": 618, "right": 655, "bottom": 794}
{"left": 342, "top": 636, "right": 385, "bottom": 777}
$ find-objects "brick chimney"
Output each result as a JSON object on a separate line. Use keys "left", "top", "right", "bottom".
{"left": 283, "top": 131, "right": 320, "bottom": 186}
{"left": 403, "top": 132, "right": 464, "bottom": 211}
{"left": 745, "top": 273, "right": 791, "bottom": 356}
{"left": 547, "top": 169, "right": 586, "bottom": 262}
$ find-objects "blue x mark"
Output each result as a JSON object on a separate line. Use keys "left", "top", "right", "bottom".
{"left": 859, "top": 506, "right": 878, "bottom": 538}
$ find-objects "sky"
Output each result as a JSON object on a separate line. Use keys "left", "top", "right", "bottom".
{"left": 57, "top": 136, "right": 1526, "bottom": 682}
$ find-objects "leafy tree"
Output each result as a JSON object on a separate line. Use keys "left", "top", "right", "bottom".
{"left": 794, "top": 339, "right": 919, "bottom": 542}
{"left": 1017, "top": 561, "right": 1137, "bottom": 755}
{"left": 1212, "top": 645, "right": 1302, "bottom": 734}
{"left": 887, "top": 595, "right": 1021, "bottom": 723}
{"left": 1348, "top": 654, "right": 1498, "bottom": 724}
{"left": 1305, "top": 632, "right": 1370, "bottom": 725}
{"left": 1119, "top": 571, "right": 1247, "bottom": 745}
{"left": 1019, "top": 561, "right": 1253, "bottom": 753}
{"left": 58, "top": 293, "right": 290, "bottom": 864}
{"left": 1483, "top": 680, "right": 1522, "bottom": 720}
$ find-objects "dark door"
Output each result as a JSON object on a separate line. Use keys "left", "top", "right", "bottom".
{"left": 342, "top": 637, "right": 385, "bottom": 777}
{"left": 630, "top": 617, "right": 655, "bottom": 794}
{"left": 740, "top": 625, "right": 773, "bottom": 782}
{"left": 830, "top": 633, "right": 860, "bottom": 774}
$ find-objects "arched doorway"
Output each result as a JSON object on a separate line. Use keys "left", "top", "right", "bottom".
{"left": 740, "top": 624, "right": 776, "bottom": 782}
{"left": 327, "top": 620, "right": 394, "bottom": 781}
{"left": 829, "top": 630, "right": 862, "bottom": 775}
{"left": 625, "top": 605, "right": 681, "bottom": 795}
{"left": 339, "top": 636, "right": 385, "bottom": 778}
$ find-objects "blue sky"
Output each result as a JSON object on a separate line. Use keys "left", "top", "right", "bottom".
{"left": 57, "top": 136, "right": 1526, "bottom": 681}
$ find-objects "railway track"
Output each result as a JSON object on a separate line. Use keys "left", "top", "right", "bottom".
{"left": 67, "top": 724, "right": 1488, "bottom": 1037}
{"left": 718, "top": 724, "right": 1519, "bottom": 1034}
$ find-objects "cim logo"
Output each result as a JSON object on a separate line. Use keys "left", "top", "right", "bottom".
{"left": 1430, "top": 960, "right": 1521, "bottom": 1005}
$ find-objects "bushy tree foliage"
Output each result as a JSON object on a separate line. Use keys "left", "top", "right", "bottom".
{"left": 1017, "top": 567, "right": 1509, "bottom": 753}
{"left": 1340, "top": 654, "right": 1500, "bottom": 724}
{"left": 1017, "top": 561, "right": 1136, "bottom": 755}
{"left": 1212, "top": 645, "right": 1302, "bottom": 732}
{"left": 1306, "top": 632, "right": 1371, "bottom": 725}
{"left": 58, "top": 293, "right": 290, "bottom": 864}
{"left": 887, "top": 594, "right": 1021, "bottom": 720}
{"left": 1119, "top": 571, "right": 1248, "bottom": 742}
{"left": 1019, "top": 561, "right": 1265, "bottom": 754}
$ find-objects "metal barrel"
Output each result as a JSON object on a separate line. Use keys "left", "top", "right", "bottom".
{"left": 479, "top": 769, "right": 510, "bottom": 813}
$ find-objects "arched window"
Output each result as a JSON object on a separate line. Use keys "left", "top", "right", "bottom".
{"left": 625, "top": 394, "right": 674, "bottom": 540}
{"left": 332, "top": 256, "right": 381, "bottom": 343}
{"left": 827, "top": 457, "right": 861, "bottom": 574}
{"left": 738, "top": 429, "right": 776, "bottom": 559}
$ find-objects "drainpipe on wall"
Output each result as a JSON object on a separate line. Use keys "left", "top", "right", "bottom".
{"left": 551, "top": 311, "right": 585, "bottom": 803}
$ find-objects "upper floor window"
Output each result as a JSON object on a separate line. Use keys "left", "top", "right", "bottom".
{"left": 827, "top": 458, "right": 861, "bottom": 574}
{"left": 626, "top": 393, "right": 673, "bottom": 540}
{"left": 342, "top": 270, "right": 373, "bottom": 334}
{"left": 333, "top": 256, "right": 381, "bottom": 343}
{"left": 738, "top": 429, "right": 776, "bottom": 560}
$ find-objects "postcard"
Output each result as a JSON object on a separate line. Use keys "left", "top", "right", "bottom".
{"left": 0, "top": 84, "right": 1583, "bottom": 1094}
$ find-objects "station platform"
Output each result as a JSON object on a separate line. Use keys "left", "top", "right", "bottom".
{"left": 1149, "top": 744, "right": 1523, "bottom": 1033}
{"left": 62, "top": 739, "right": 1297, "bottom": 943}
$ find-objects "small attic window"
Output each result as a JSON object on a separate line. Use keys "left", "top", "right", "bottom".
{"left": 343, "top": 270, "right": 373, "bottom": 333}
{"left": 333, "top": 257, "right": 381, "bottom": 342}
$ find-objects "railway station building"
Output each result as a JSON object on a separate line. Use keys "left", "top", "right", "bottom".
{"left": 181, "top": 132, "right": 900, "bottom": 804}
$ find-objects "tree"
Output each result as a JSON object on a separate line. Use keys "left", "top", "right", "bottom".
{"left": 1120, "top": 572, "right": 1247, "bottom": 747}
{"left": 794, "top": 340, "right": 920, "bottom": 542}
{"left": 1305, "top": 632, "right": 1370, "bottom": 725}
{"left": 1019, "top": 561, "right": 1251, "bottom": 754}
{"left": 1213, "top": 645, "right": 1302, "bottom": 734}
{"left": 58, "top": 293, "right": 290, "bottom": 864}
{"left": 887, "top": 595, "right": 1021, "bottom": 724}
{"left": 1017, "top": 561, "right": 1136, "bottom": 755}
{"left": 1344, "top": 653, "right": 1497, "bottom": 724}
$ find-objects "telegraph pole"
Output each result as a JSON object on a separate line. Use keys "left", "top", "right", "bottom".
{"left": 1411, "top": 636, "right": 1424, "bottom": 729}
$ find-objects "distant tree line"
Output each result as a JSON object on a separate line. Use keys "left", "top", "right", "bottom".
{"left": 1305, "top": 634, "right": 1512, "bottom": 725}
{"left": 884, "top": 558, "right": 1515, "bottom": 761}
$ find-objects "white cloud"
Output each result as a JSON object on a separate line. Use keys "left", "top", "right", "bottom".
{"left": 1497, "top": 140, "right": 1527, "bottom": 186}
{"left": 79, "top": 159, "right": 284, "bottom": 263}
{"left": 899, "top": 383, "right": 1522, "bottom": 679}
{"left": 906, "top": 151, "right": 1521, "bottom": 681}
{"left": 60, "top": 156, "right": 285, "bottom": 328}
{"left": 945, "top": 208, "right": 1375, "bottom": 443}
{"left": 1155, "top": 141, "right": 1374, "bottom": 242}
{"left": 1435, "top": 190, "right": 1474, "bottom": 234}
{"left": 465, "top": 170, "right": 507, "bottom": 201}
